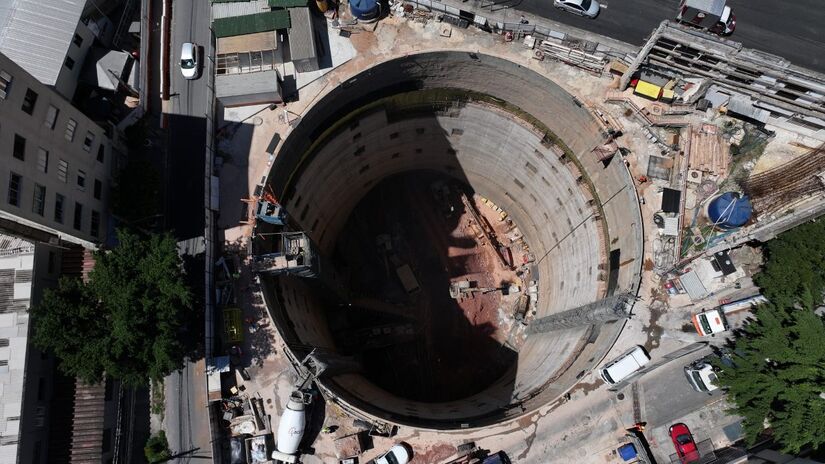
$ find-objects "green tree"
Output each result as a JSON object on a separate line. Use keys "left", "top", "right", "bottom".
{"left": 144, "top": 430, "right": 171, "bottom": 463}
{"left": 754, "top": 219, "right": 825, "bottom": 309}
{"left": 31, "top": 277, "right": 109, "bottom": 382}
{"left": 713, "top": 303, "right": 825, "bottom": 453}
{"left": 32, "top": 229, "right": 193, "bottom": 385}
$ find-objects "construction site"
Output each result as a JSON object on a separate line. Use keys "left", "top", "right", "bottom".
{"left": 246, "top": 50, "right": 644, "bottom": 431}
{"left": 332, "top": 172, "right": 531, "bottom": 403}
{"left": 200, "top": 0, "right": 825, "bottom": 461}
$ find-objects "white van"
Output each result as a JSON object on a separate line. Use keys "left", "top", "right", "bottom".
{"left": 600, "top": 345, "right": 651, "bottom": 385}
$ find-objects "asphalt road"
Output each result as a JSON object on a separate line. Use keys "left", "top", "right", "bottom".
{"left": 166, "top": 0, "right": 209, "bottom": 240}
{"left": 638, "top": 347, "right": 722, "bottom": 428}
{"left": 163, "top": 0, "right": 212, "bottom": 460}
{"left": 497, "top": 0, "right": 825, "bottom": 74}
{"left": 165, "top": 359, "right": 213, "bottom": 463}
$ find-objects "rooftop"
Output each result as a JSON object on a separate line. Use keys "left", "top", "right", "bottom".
{"left": 0, "top": 0, "right": 87, "bottom": 85}
{"left": 0, "top": 234, "right": 34, "bottom": 464}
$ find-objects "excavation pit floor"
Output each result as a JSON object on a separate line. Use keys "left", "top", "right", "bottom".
{"left": 329, "top": 172, "right": 528, "bottom": 403}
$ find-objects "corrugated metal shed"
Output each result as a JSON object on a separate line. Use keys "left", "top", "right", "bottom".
{"left": 288, "top": 7, "right": 317, "bottom": 70}
{"left": 213, "top": 10, "right": 291, "bottom": 38}
{"left": 216, "top": 69, "right": 282, "bottom": 107}
{"left": 0, "top": 236, "right": 34, "bottom": 464}
{"left": 679, "top": 269, "right": 709, "bottom": 300}
{"left": 0, "top": 0, "right": 86, "bottom": 85}
{"left": 212, "top": 0, "right": 270, "bottom": 20}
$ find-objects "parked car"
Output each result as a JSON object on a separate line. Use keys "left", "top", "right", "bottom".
{"left": 669, "top": 423, "right": 699, "bottom": 461}
{"left": 553, "top": 0, "right": 601, "bottom": 18}
{"left": 684, "top": 361, "right": 719, "bottom": 393}
{"left": 375, "top": 443, "right": 411, "bottom": 464}
{"left": 180, "top": 42, "right": 200, "bottom": 80}
{"left": 599, "top": 345, "right": 651, "bottom": 385}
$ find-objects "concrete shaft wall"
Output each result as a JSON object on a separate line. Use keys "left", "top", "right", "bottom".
{"left": 259, "top": 51, "right": 644, "bottom": 429}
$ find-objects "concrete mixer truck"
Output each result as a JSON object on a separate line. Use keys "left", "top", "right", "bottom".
{"left": 271, "top": 391, "right": 310, "bottom": 463}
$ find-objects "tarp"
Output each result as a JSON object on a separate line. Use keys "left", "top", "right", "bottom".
{"left": 634, "top": 80, "right": 661, "bottom": 100}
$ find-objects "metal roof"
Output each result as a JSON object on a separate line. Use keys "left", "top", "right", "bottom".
{"left": 680, "top": 269, "right": 709, "bottom": 300}
{"left": 212, "top": 0, "right": 271, "bottom": 20}
{"left": 0, "top": 235, "right": 34, "bottom": 464}
{"left": 213, "top": 10, "right": 291, "bottom": 38}
{"left": 216, "top": 69, "right": 279, "bottom": 97}
{"left": 269, "top": 0, "right": 308, "bottom": 7}
{"left": 288, "top": 7, "right": 315, "bottom": 62}
{"left": 0, "top": 0, "right": 86, "bottom": 85}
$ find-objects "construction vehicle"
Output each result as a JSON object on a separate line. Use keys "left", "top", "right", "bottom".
{"left": 443, "top": 443, "right": 512, "bottom": 464}
{"left": 676, "top": 0, "right": 736, "bottom": 36}
{"left": 271, "top": 391, "right": 310, "bottom": 463}
{"left": 691, "top": 294, "right": 767, "bottom": 336}
{"left": 449, "top": 280, "right": 497, "bottom": 299}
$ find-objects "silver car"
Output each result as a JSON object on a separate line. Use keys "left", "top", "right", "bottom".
{"left": 180, "top": 42, "right": 200, "bottom": 80}
{"left": 553, "top": 0, "right": 601, "bottom": 18}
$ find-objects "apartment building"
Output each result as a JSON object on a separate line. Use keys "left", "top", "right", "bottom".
{"left": 0, "top": 52, "right": 114, "bottom": 249}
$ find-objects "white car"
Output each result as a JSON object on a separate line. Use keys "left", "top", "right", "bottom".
{"left": 180, "top": 42, "right": 200, "bottom": 80}
{"left": 375, "top": 443, "right": 411, "bottom": 464}
{"left": 553, "top": 0, "right": 601, "bottom": 18}
{"left": 684, "top": 361, "right": 720, "bottom": 393}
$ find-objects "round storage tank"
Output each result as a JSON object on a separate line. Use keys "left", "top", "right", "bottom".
{"left": 349, "top": 0, "right": 379, "bottom": 20}
{"left": 707, "top": 192, "right": 752, "bottom": 229}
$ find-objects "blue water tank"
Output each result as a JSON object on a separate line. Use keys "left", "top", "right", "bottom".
{"left": 350, "top": 0, "right": 379, "bottom": 20}
{"left": 618, "top": 443, "right": 637, "bottom": 461}
{"left": 708, "top": 192, "right": 752, "bottom": 229}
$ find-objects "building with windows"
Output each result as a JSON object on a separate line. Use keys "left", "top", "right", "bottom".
{"left": 0, "top": 52, "right": 115, "bottom": 249}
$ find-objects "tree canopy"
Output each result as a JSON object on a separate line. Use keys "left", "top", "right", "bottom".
{"left": 714, "top": 303, "right": 825, "bottom": 453}
{"left": 753, "top": 219, "right": 825, "bottom": 309}
{"left": 32, "top": 229, "right": 194, "bottom": 385}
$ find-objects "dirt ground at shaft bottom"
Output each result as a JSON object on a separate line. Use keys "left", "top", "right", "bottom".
{"left": 329, "top": 172, "right": 528, "bottom": 403}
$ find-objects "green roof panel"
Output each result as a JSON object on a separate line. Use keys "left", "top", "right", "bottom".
{"left": 268, "top": 0, "right": 308, "bottom": 7}
{"left": 212, "top": 10, "right": 292, "bottom": 38}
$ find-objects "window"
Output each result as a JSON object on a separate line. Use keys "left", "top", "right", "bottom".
{"left": 7, "top": 173, "right": 22, "bottom": 206}
{"left": 90, "top": 210, "right": 100, "bottom": 238}
{"left": 57, "top": 159, "right": 68, "bottom": 182}
{"left": 97, "top": 144, "right": 105, "bottom": 163}
{"left": 0, "top": 70, "right": 12, "bottom": 100}
{"left": 82, "top": 131, "right": 95, "bottom": 152}
{"left": 32, "top": 184, "right": 45, "bottom": 216}
{"left": 93, "top": 179, "right": 102, "bottom": 200}
{"left": 76, "top": 170, "right": 86, "bottom": 190}
{"left": 73, "top": 202, "right": 83, "bottom": 230}
{"left": 13, "top": 134, "right": 25, "bottom": 160}
{"left": 54, "top": 193, "right": 65, "bottom": 223}
{"left": 37, "top": 148, "right": 49, "bottom": 173}
{"left": 21, "top": 88, "right": 37, "bottom": 114}
{"left": 64, "top": 56, "right": 75, "bottom": 70}
{"left": 65, "top": 119, "right": 77, "bottom": 141}
{"left": 44, "top": 105, "right": 59, "bottom": 129}
{"left": 72, "top": 33, "right": 83, "bottom": 47}
{"left": 48, "top": 252, "right": 56, "bottom": 274}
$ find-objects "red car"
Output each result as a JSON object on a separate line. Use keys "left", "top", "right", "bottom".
{"left": 669, "top": 423, "right": 699, "bottom": 462}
